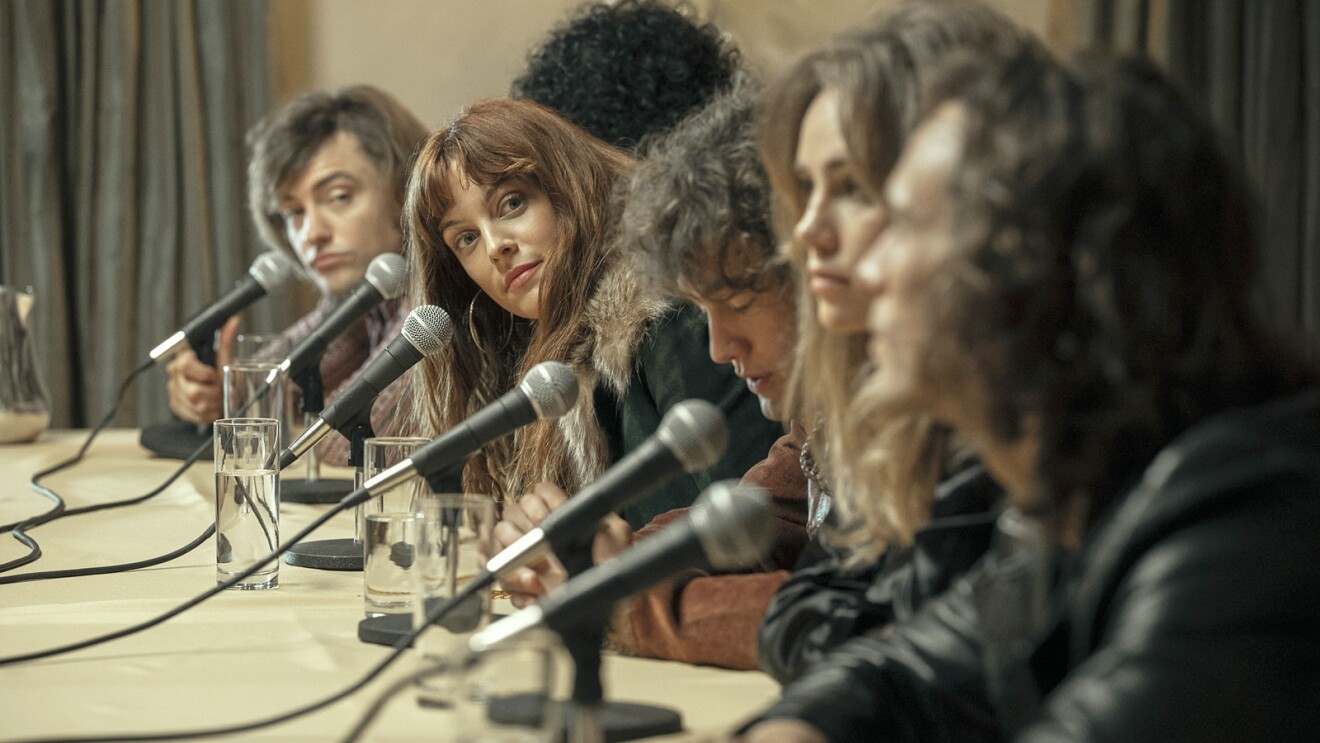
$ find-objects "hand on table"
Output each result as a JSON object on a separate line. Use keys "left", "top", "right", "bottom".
{"left": 165, "top": 317, "right": 239, "bottom": 423}
{"left": 488, "top": 481, "right": 634, "bottom": 609}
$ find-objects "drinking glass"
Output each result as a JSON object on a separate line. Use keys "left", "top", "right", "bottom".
{"left": 364, "top": 510, "right": 422, "bottom": 617}
{"left": 360, "top": 436, "right": 431, "bottom": 537}
{"left": 413, "top": 492, "right": 497, "bottom": 710}
{"left": 214, "top": 417, "right": 280, "bottom": 589}
{"left": 452, "top": 628, "right": 572, "bottom": 742}
{"left": 233, "top": 332, "right": 289, "bottom": 363}
{"left": 223, "top": 361, "right": 284, "bottom": 421}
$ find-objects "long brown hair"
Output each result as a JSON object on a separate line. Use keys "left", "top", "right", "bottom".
{"left": 925, "top": 46, "right": 1317, "bottom": 532}
{"left": 404, "top": 99, "right": 634, "bottom": 502}
{"left": 760, "top": 1, "right": 1022, "bottom": 562}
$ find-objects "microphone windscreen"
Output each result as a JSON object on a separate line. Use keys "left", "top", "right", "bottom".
{"left": 657, "top": 399, "right": 728, "bottom": 473}
{"left": 248, "top": 252, "right": 299, "bottom": 293}
{"left": 403, "top": 305, "right": 453, "bottom": 355}
{"left": 364, "top": 253, "right": 409, "bottom": 299}
{"left": 521, "top": 361, "right": 578, "bottom": 420}
{"left": 692, "top": 481, "right": 774, "bottom": 570}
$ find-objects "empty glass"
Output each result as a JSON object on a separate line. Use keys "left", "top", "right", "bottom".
{"left": 223, "top": 361, "right": 284, "bottom": 421}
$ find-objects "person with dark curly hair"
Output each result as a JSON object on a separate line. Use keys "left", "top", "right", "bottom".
{"left": 739, "top": 41, "right": 1320, "bottom": 743}
{"left": 512, "top": 0, "right": 738, "bottom": 151}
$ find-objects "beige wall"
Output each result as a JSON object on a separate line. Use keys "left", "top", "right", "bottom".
{"left": 271, "top": 0, "right": 1061, "bottom": 131}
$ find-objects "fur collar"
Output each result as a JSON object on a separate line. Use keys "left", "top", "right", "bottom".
{"left": 555, "top": 256, "right": 671, "bottom": 489}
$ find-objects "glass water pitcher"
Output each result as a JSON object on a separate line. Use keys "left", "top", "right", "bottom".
{"left": 0, "top": 286, "right": 51, "bottom": 443}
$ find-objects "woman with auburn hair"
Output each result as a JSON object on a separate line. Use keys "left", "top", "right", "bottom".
{"left": 404, "top": 98, "right": 781, "bottom": 529}
{"left": 754, "top": 1, "right": 1020, "bottom": 682}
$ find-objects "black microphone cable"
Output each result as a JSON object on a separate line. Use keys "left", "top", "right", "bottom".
{"left": 10, "top": 478, "right": 764, "bottom": 741}
{"left": 0, "top": 382, "right": 280, "bottom": 583}
{"left": 0, "top": 482, "right": 366, "bottom": 667}
{"left": 0, "top": 358, "right": 155, "bottom": 572}
{"left": 341, "top": 661, "right": 451, "bottom": 743}
{"left": 3, "top": 572, "right": 491, "bottom": 742}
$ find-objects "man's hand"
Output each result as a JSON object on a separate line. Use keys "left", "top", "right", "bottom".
{"left": 488, "top": 482, "right": 635, "bottom": 609}
{"left": 165, "top": 317, "right": 239, "bottom": 422}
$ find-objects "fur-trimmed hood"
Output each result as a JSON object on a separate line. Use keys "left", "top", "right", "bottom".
{"left": 555, "top": 256, "right": 671, "bottom": 490}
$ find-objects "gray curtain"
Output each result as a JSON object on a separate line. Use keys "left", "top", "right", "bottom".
{"left": 0, "top": 0, "right": 295, "bottom": 428}
{"left": 1074, "top": 0, "right": 1320, "bottom": 358}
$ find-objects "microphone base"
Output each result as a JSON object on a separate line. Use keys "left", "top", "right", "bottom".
{"left": 283, "top": 537, "right": 362, "bottom": 571}
{"left": 281, "top": 477, "right": 354, "bottom": 504}
{"left": 484, "top": 697, "right": 682, "bottom": 742}
{"left": 139, "top": 421, "right": 212, "bottom": 460}
{"left": 357, "top": 610, "right": 415, "bottom": 647}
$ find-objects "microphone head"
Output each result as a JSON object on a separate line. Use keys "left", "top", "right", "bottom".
{"left": 363, "top": 253, "right": 409, "bottom": 299}
{"left": 689, "top": 481, "right": 775, "bottom": 570}
{"left": 402, "top": 305, "right": 453, "bottom": 356}
{"left": 656, "top": 399, "right": 728, "bottom": 473}
{"left": 248, "top": 252, "right": 299, "bottom": 293}
{"left": 520, "top": 361, "right": 578, "bottom": 420}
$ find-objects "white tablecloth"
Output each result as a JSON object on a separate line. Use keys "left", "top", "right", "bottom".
{"left": 0, "top": 429, "right": 778, "bottom": 741}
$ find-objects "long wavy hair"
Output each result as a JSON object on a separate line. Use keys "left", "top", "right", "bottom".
{"left": 759, "top": 1, "right": 1023, "bottom": 561}
{"left": 404, "top": 99, "right": 633, "bottom": 502}
{"left": 918, "top": 45, "right": 1316, "bottom": 531}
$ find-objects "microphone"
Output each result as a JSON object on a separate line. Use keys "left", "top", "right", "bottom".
{"left": 278, "top": 305, "right": 453, "bottom": 470}
{"left": 484, "top": 398, "right": 728, "bottom": 578}
{"left": 273, "top": 252, "right": 409, "bottom": 383}
{"left": 470, "top": 481, "right": 775, "bottom": 652}
{"left": 360, "top": 360, "right": 579, "bottom": 496}
{"left": 149, "top": 252, "right": 300, "bottom": 362}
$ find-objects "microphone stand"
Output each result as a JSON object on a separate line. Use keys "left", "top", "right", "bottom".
{"left": 139, "top": 334, "right": 217, "bottom": 460}
{"left": 355, "top": 462, "right": 466, "bottom": 644}
{"left": 282, "top": 398, "right": 372, "bottom": 572}
{"left": 281, "top": 365, "right": 356, "bottom": 505}
{"left": 541, "top": 537, "right": 683, "bottom": 743}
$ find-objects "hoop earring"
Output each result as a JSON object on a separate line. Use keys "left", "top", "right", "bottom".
{"left": 467, "top": 295, "right": 485, "bottom": 354}
{"left": 467, "top": 294, "right": 515, "bottom": 355}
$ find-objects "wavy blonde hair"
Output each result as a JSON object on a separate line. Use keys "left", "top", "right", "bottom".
{"left": 760, "top": 1, "right": 1022, "bottom": 563}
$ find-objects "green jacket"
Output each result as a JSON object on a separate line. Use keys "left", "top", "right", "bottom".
{"left": 594, "top": 302, "right": 785, "bottom": 530}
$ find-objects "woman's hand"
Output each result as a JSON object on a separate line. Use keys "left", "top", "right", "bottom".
{"left": 490, "top": 483, "right": 571, "bottom": 608}
{"left": 165, "top": 317, "right": 239, "bottom": 423}
{"left": 488, "top": 481, "right": 636, "bottom": 609}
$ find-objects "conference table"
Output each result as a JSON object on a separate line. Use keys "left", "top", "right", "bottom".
{"left": 0, "top": 429, "right": 778, "bottom": 741}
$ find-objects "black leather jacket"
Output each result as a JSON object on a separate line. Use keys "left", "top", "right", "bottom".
{"left": 757, "top": 465, "right": 1001, "bottom": 683}
{"left": 751, "top": 391, "right": 1320, "bottom": 741}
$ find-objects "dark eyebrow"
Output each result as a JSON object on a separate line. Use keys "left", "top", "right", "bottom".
{"left": 278, "top": 170, "right": 357, "bottom": 209}
{"left": 311, "top": 170, "right": 358, "bottom": 192}
{"left": 438, "top": 181, "right": 508, "bottom": 234}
